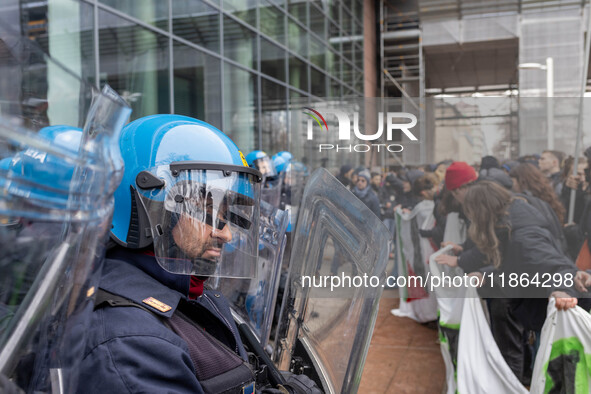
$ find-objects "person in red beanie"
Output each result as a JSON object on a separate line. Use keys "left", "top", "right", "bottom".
{"left": 444, "top": 161, "right": 478, "bottom": 204}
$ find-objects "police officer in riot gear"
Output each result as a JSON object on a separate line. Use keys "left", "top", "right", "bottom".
{"left": 77, "top": 115, "right": 320, "bottom": 394}
{"left": 246, "top": 150, "right": 283, "bottom": 208}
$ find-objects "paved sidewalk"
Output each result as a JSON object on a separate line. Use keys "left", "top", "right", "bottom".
{"left": 359, "top": 290, "right": 446, "bottom": 393}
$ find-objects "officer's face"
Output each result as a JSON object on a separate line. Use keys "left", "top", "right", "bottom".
{"left": 257, "top": 160, "right": 272, "bottom": 176}
{"left": 171, "top": 205, "right": 233, "bottom": 261}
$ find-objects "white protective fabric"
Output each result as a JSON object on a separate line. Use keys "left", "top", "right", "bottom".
{"left": 434, "top": 212, "right": 468, "bottom": 394}
{"left": 442, "top": 212, "right": 467, "bottom": 246}
{"left": 457, "top": 287, "right": 529, "bottom": 394}
{"left": 391, "top": 200, "right": 438, "bottom": 323}
{"left": 530, "top": 298, "right": 591, "bottom": 393}
{"left": 430, "top": 245, "right": 465, "bottom": 394}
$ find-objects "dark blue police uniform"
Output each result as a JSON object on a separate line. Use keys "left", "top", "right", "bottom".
{"left": 77, "top": 249, "right": 251, "bottom": 393}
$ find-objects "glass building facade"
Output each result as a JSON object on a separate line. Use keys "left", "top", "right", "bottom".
{"left": 12, "top": 0, "right": 365, "bottom": 154}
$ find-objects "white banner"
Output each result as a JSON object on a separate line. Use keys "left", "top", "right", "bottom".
{"left": 391, "top": 200, "right": 438, "bottom": 323}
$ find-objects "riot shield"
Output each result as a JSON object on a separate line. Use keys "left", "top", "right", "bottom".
{"left": 281, "top": 161, "right": 308, "bottom": 220}
{"left": 275, "top": 168, "right": 390, "bottom": 394}
{"left": 0, "top": 22, "right": 131, "bottom": 393}
{"left": 261, "top": 175, "right": 284, "bottom": 208}
{"left": 212, "top": 200, "right": 289, "bottom": 347}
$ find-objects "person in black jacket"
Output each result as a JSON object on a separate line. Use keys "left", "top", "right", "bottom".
{"left": 352, "top": 169, "right": 382, "bottom": 218}
{"left": 336, "top": 164, "right": 354, "bottom": 188}
{"left": 395, "top": 169, "right": 424, "bottom": 210}
{"left": 461, "top": 181, "right": 584, "bottom": 311}
{"left": 509, "top": 163, "right": 569, "bottom": 257}
{"left": 436, "top": 176, "right": 588, "bottom": 384}
{"left": 539, "top": 150, "right": 565, "bottom": 196}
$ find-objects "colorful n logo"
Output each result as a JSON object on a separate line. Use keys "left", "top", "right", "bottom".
{"left": 303, "top": 107, "right": 328, "bottom": 131}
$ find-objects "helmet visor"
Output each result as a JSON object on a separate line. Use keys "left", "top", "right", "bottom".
{"left": 253, "top": 157, "right": 278, "bottom": 179}
{"left": 138, "top": 165, "right": 261, "bottom": 278}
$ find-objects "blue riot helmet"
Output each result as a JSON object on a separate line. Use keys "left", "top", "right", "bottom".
{"left": 111, "top": 115, "right": 263, "bottom": 278}
{"left": 272, "top": 155, "right": 288, "bottom": 174}
{"left": 38, "top": 124, "right": 82, "bottom": 142}
{"left": 292, "top": 161, "right": 309, "bottom": 177}
{"left": 245, "top": 150, "right": 266, "bottom": 166}
{"left": 6, "top": 126, "right": 83, "bottom": 208}
{"left": 245, "top": 150, "right": 278, "bottom": 179}
{"left": 276, "top": 151, "right": 293, "bottom": 164}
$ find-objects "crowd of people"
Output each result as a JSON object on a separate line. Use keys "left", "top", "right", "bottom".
{"left": 336, "top": 150, "right": 591, "bottom": 387}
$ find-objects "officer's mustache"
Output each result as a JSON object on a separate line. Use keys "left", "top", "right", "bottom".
{"left": 204, "top": 238, "right": 225, "bottom": 251}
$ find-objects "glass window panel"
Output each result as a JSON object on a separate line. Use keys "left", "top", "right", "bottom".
{"left": 343, "top": 88, "right": 355, "bottom": 98}
{"left": 288, "top": 19, "right": 307, "bottom": 56}
{"left": 309, "top": 0, "right": 326, "bottom": 14}
{"left": 173, "top": 42, "right": 222, "bottom": 129}
{"left": 342, "top": 0, "right": 353, "bottom": 14}
{"left": 260, "top": 1, "right": 285, "bottom": 45}
{"left": 309, "top": 36, "right": 325, "bottom": 70}
{"left": 289, "top": 90, "right": 304, "bottom": 155}
{"left": 261, "top": 78, "right": 287, "bottom": 152}
{"left": 354, "top": 74, "right": 363, "bottom": 95}
{"left": 342, "top": 59, "right": 353, "bottom": 87}
{"left": 329, "top": 0, "right": 340, "bottom": 24}
{"left": 354, "top": 0, "right": 363, "bottom": 23}
{"left": 223, "top": 63, "right": 257, "bottom": 152}
{"left": 342, "top": 7, "right": 353, "bottom": 36}
{"left": 79, "top": 2, "right": 96, "bottom": 85}
{"left": 223, "top": 0, "right": 256, "bottom": 27}
{"left": 329, "top": 22, "right": 340, "bottom": 53}
{"left": 224, "top": 17, "right": 257, "bottom": 70}
{"left": 354, "top": 43, "right": 363, "bottom": 71}
{"left": 332, "top": 53, "right": 342, "bottom": 81}
{"left": 309, "top": 4, "right": 326, "bottom": 40}
{"left": 290, "top": 88, "right": 304, "bottom": 100}
{"left": 261, "top": 38, "right": 286, "bottom": 82}
{"left": 37, "top": 1, "right": 96, "bottom": 86}
{"left": 172, "top": 0, "right": 220, "bottom": 52}
{"left": 288, "top": 1, "right": 306, "bottom": 24}
{"left": 289, "top": 56, "right": 308, "bottom": 91}
{"left": 329, "top": 77, "right": 341, "bottom": 98}
{"left": 310, "top": 68, "right": 326, "bottom": 97}
{"left": 267, "top": 0, "right": 286, "bottom": 12}
{"left": 326, "top": 49, "right": 338, "bottom": 80}
{"left": 99, "top": 0, "right": 168, "bottom": 30}
{"left": 354, "top": 19, "right": 363, "bottom": 36}
{"left": 342, "top": 41, "right": 353, "bottom": 64}
{"left": 99, "top": 9, "right": 170, "bottom": 120}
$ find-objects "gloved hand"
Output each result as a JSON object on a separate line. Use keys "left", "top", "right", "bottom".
{"left": 260, "top": 372, "right": 323, "bottom": 393}
{"left": 280, "top": 371, "right": 323, "bottom": 394}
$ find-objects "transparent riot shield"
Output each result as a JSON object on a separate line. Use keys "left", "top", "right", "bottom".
{"left": 274, "top": 168, "right": 390, "bottom": 394}
{"left": 261, "top": 175, "right": 283, "bottom": 208}
{"left": 281, "top": 161, "right": 308, "bottom": 219}
{"left": 0, "top": 21, "right": 131, "bottom": 393}
{"left": 212, "top": 200, "right": 289, "bottom": 347}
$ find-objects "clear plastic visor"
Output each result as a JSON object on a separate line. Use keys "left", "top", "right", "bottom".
{"left": 138, "top": 166, "right": 261, "bottom": 278}
{"left": 253, "top": 157, "right": 278, "bottom": 179}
